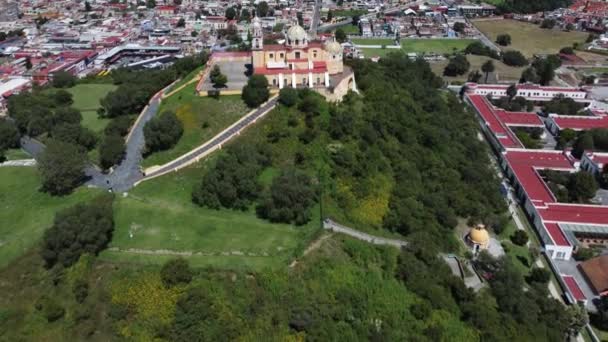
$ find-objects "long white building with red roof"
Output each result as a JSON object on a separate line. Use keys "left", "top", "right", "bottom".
{"left": 465, "top": 87, "right": 608, "bottom": 263}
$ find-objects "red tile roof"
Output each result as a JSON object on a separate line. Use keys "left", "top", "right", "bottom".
{"left": 563, "top": 275, "right": 587, "bottom": 301}
{"left": 539, "top": 203, "right": 608, "bottom": 225}
{"left": 467, "top": 95, "right": 521, "bottom": 148}
{"left": 544, "top": 222, "right": 570, "bottom": 246}
{"left": 496, "top": 110, "right": 544, "bottom": 126}
{"left": 552, "top": 115, "right": 608, "bottom": 130}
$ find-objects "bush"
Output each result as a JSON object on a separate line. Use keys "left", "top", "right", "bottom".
{"left": 242, "top": 75, "right": 269, "bottom": 108}
{"left": 496, "top": 34, "right": 511, "bottom": 46}
{"left": 160, "top": 258, "right": 193, "bottom": 287}
{"left": 464, "top": 41, "right": 500, "bottom": 59}
{"left": 256, "top": 168, "right": 317, "bottom": 225}
{"left": 73, "top": 279, "right": 89, "bottom": 303}
{"left": 540, "top": 19, "right": 556, "bottom": 29}
{"left": 52, "top": 71, "right": 77, "bottom": 88}
{"left": 511, "top": 229, "right": 529, "bottom": 246}
{"left": 104, "top": 115, "right": 134, "bottom": 137}
{"left": 443, "top": 55, "right": 470, "bottom": 76}
{"left": 574, "top": 247, "right": 596, "bottom": 261}
{"left": 559, "top": 46, "right": 574, "bottom": 55}
{"left": 53, "top": 89, "right": 73, "bottom": 106}
{"left": 99, "top": 134, "right": 126, "bottom": 170}
{"left": 526, "top": 267, "right": 551, "bottom": 284}
{"left": 0, "top": 118, "right": 20, "bottom": 153}
{"left": 502, "top": 50, "right": 528, "bottom": 67}
{"left": 144, "top": 111, "right": 184, "bottom": 154}
{"left": 42, "top": 298, "right": 65, "bottom": 322}
{"left": 41, "top": 194, "right": 114, "bottom": 268}
{"left": 279, "top": 87, "right": 298, "bottom": 107}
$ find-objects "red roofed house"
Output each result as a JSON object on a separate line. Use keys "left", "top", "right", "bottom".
{"left": 579, "top": 255, "right": 608, "bottom": 296}
{"left": 156, "top": 5, "right": 176, "bottom": 16}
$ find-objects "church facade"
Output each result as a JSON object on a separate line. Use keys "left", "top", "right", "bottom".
{"left": 250, "top": 18, "right": 346, "bottom": 90}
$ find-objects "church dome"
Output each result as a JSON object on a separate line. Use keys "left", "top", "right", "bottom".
{"left": 469, "top": 226, "right": 490, "bottom": 245}
{"left": 324, "top": 40, "right": 343, "bottom": 54}
{"left": 287, "top": 24, "right": 307, "bottom": 42}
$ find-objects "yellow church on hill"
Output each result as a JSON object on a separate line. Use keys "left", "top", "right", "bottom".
{"left": 250, "top": 17, "right": 356, "bottom": 98}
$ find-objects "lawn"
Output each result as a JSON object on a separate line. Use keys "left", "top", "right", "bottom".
{"left": 4, "top": 148, "right": 30, "bottom": 160}
{"left": 430, "top": 55, "right": 525, "bottom": 82}
{"left": 472, "top": 19, "right": 587, "bottom": 57}
{"left": 141, "top": 83, "right": 249, "bottom": 168}
{"left": 67, "top": 83, "right": 117, "bottom": 133}
{"left": 360, "top": 39, "right": 477, "bottom": 58}
{"left": 102, "top": 161, "right": 320, "bottom": 270}
{"left": 339, "top": 24, "right": 360, "bottom": 34}
{"left": 401, "top": 39, "right": 477, "bottom": 54}
{"left": 0, "top": 167, "right": 101, "bottom": 268}
{"left": 351, "top": 38, "right": 396, "bottom": 46}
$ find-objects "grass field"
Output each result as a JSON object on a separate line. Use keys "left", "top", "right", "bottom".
{"left": 339, "top": 24, "right": 360, "bottom": 34}
{"left": 360, "top": 39, "right": 477, "bottom": 58}
{"left": 4, "top": 148, "right": 30, "bottom": 160}
{"left": 472, "top": 19, "right": 587, "bottom": 57}
{"left": 401, "top": 39, "right": 477, "bottom": 54}
{"left": 141, "top": 83, "right": 249, "bottom": 168}
{"left": 67, "top": 83, "right": 117, "bottom": 133}
{"left": 430, "top": 55, "right": 525, "bottom": 82}
{"left": 102, "top": 160, "right": 320, "bottom": 270}
{"left": 0, "top": 167, "right": 101, "bottom": 268}
{"left": 351, "top": 38, "right": 396, "bottom": 46}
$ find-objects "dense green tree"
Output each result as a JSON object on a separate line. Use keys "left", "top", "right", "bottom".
{"left": 443, "top": 54, "right": 470, "bottom": 76}
{"left": 225, "top": 7, "right": 236, "bottom": 20}
{"left": 192, "top": 144, "right": 268, "bottom": 210}
{"left": 38, "top": 140, "right": 87, "bottom": 195}
{"left": 51, "top": 123, "right": 96, "bottom": 151}
{"left": 278, "top": 87, "right": 298, "bottom": 107}
{"left": 481, "top": 59, "right": 495, "bottom": 83}
{"left": 0, "top": 118, "right": 20, "bottom": 155}
{"left": 496, "top": 33, "right": 511, "bottom": 46}
{"left": 256, "top": 168, "right": 316, "bottom": 225}
{"left": 52, "top": 71, "right": 77, "bottom": 88}
{"left": 502, "top": 50, "right": 528, "bottom": 67}
{"left": 144, "top": 111, "right": 183, "bottom": 153}
{"left": 506, "top": 84, "right": 518, "bottom": 100}
{"left": 464, "top": 41, "right": 500, "bottom": 59}
{"left": 540, "top": 19, "right": 556, "bottom": 29}
{"left": 453, "top": 22, "right": 465, "bottom": 33}
{"left": 242, "top": 75, "right": 269, "bottom": 108}
{"left": 52, "top": 89, "right": 73, "bottom": 106}
{"left": 526, "top": 267, "right": 551, "bottom": 284}
{"left": 41, "top": 194, "right": 114, "bottom": 267}
{"left": 511, "top": 230, "right": 529, "bottom": 246}
{"left": 335, "top": 28, "right": 347, "bottom": 43}
{"left": 520, "top": 67, "right": 540, "bottom": 84}
{"left": 160, "top": 258, "right": 193, "bottom": 287}
{"left": 98, "top": 134, "right": 125, "bottom": 170}
{"left": 560, "top": 46, "right": 574, "bottom": 55}
{"left": 543, "top": 94, "right": 584, "bottom": 115}
{"left": 572, "top": 133, "right": 594, "bottom": 159}
{"left": 256, "top": 1, "right": 269, "bottom": 17}
{"left": 497, "top": 0, "right": 571, "bottom": 14}
{"left": 568, "top": 171, "right": 598, "bottom": 202}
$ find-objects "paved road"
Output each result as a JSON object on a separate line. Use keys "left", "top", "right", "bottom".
{"left": 143, "top": 97, "right": 279, "bottom": 180}
{"left": 86, "top": 95, "right": 163, "bottom": 192}
{"left": 310, "top": 0, "right": 321, "bottom": 35}
{"left": 322, "top": 219, "right": 408, "bottom": 248}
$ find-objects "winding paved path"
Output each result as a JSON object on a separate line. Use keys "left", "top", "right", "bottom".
{"left": 140, "top": 96, "right": 278, "bottom": 182}
{"left": 85, "top": 93, "right": 164, "bottom": 191}
{"left": 322, "top": 219, "right": 408, "bottom": 248}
